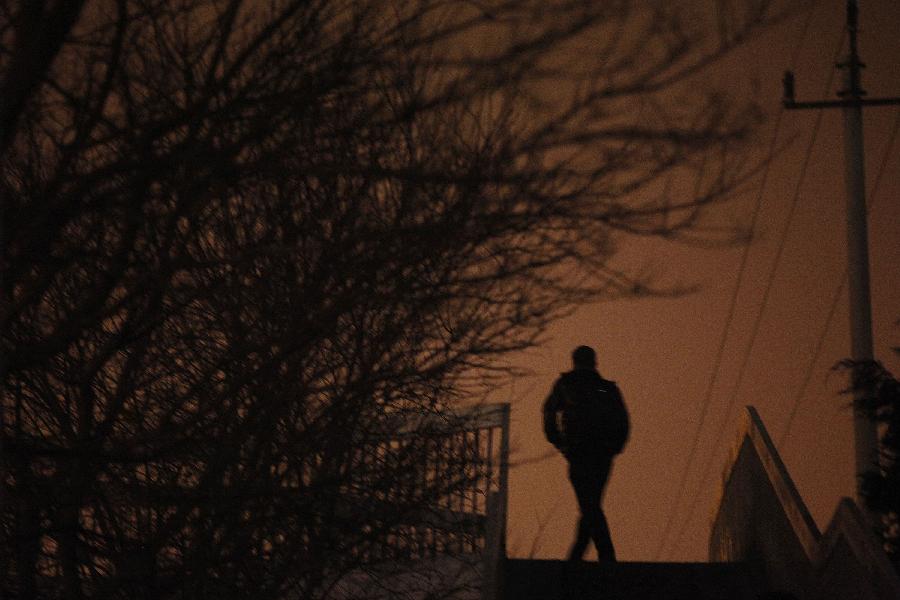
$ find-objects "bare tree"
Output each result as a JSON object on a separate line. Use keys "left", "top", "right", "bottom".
{"left": 2, "top": 1, "right": 786, "bottom": 598}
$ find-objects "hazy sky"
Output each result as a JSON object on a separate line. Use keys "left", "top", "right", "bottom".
{"left": 503, "top": 0, "right": 900, "bottom": 562}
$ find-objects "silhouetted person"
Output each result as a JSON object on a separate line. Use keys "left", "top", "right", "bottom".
{"left": 543, "top": 345, "right": 629, "bottom": 563}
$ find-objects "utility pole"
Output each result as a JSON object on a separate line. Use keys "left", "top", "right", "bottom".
{"left": 782, "top": 1, "right": 900, "bottom": 505}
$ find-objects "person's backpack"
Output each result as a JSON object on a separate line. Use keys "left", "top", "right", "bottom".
{"left": 561, "top": 375, "right": 629, "bottom": 456}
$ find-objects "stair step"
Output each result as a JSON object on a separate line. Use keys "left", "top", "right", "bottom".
{"left": 502, "top": 559, "right": 766, "bottom": 600}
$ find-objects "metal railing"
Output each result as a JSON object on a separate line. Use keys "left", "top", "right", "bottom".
{"left": 328, "top": 403, "right": 510, "bottom": 600}
{"left": 350, "top": 403, "right": 510, "bottom": 565}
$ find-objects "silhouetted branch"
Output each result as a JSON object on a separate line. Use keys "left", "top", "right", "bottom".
{"left": 2, "top": 1, "right": 783, "bottom": 597}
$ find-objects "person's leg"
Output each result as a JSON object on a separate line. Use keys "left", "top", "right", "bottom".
{"left": 592, "top": 456, "right": 616, "bottom": 562}
{"left": 567, "top": 461, "right": 600, "bottom": 561}
{"left": 566, "top": 513, "right": 590, "bottom": 561}
{"left": 569, "top": 457, "right": 616, "bottom": 562}
{"left": 593, "top": 506, "right": 615, "bottom": 562}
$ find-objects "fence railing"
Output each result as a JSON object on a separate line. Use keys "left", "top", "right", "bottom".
{"left": 329, "top": 402, "right": 510, "bottom": 600}
{"left": 348, "top": 403, "right": 509, "bottom": 566}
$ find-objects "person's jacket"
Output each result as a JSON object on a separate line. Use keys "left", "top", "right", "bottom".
{"left": 542, "top": 368, "right": 629, "bottom": 461}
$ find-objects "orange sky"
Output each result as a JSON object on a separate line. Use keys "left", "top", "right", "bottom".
{"left": 502, "top": 0, "right": 900, "bottom": 562}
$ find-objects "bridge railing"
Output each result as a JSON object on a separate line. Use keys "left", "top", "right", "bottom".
{"left": 329, "top": 402, "right": 510, "bottom": 600}
{"left": 710, "top": 405, "right": 900, "bottom": 600}
{"left": 349, "top": 402, "right": 509, "bottom": 564}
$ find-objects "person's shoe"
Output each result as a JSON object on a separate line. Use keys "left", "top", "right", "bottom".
{"left": 566, "top": 547, "right": 587, "bottom": 563}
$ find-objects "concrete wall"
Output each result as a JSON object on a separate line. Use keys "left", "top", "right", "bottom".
{"left": 709, "top": 407, "right": 819, "bottom": 599}
{"left": 817, "top": 498, "right": 900, "bottom": 600}
{"left": 709, "top": 406, "right": 900, "bottom": 600}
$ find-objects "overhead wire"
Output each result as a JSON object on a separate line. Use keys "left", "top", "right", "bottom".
{"left": 777, "top": 105, "right": 900, "bottom": 450}
{"left": 652, "top": 3, "right": 819, "bottom": 561}
{"left": 662, "top": 20, "right": 848, "bottom": 559}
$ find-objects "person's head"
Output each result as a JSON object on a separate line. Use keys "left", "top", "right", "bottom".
{"left": 571, "top": 345, "right": 596, "bottom": 370}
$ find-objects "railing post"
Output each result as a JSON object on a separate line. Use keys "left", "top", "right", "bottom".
{"left": 498, "top": 403, "right": 510, "bottom": 557}
{"left": 481, "top": 403, "right": 510, "bottom": 600}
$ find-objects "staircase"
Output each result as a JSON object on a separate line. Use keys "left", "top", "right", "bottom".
{"left": 502, "top": 559, "right": 767, "bottom": 600}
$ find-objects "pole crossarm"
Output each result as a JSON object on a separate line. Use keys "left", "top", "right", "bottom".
{"left": 781, "top": 0, "right": 900, "bottom": 112}
{"left": 784, "top": 97, "right": 900, "bottom": 110}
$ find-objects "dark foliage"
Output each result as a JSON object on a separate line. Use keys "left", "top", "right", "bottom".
{"left": 837, "top": 350, "right": 900, "bottom": 571}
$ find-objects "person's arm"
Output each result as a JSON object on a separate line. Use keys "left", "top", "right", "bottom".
{"left": 542, "top": 380, "right": 563, "bottom": 448}
{"left": 610, "top": 383, "right": 630, "bottom": 453}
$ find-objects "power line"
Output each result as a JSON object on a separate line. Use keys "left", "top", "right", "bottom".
{"left": 652, "top": 115, "right": 777, "bottom": 559}
{"left": 652, "top": 3, "right": 820, "bottom": 561}
{"left": 777, "top": 105, "right": 900, "bottom": 450}
{"left": 666, "top": 26, "right": 847, "bottom": 558}
{"left": 667, "top": 27, "right": 900, "bottom": 558}
{"left": 663, "top": 23, "right": 847, "bottom": 560}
